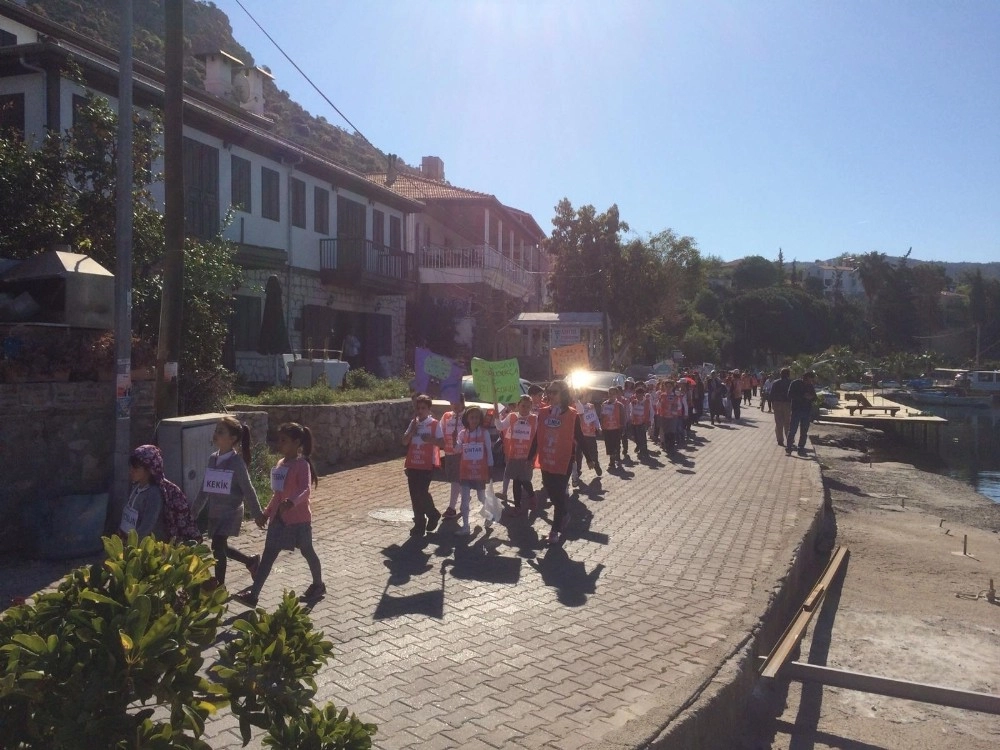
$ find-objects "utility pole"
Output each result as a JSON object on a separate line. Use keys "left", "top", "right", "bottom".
{"left": 155, "top": 0, "right": 184, "bottom": 420}
{"left": 111, "top": 0, "right": 134, "bottom": 526}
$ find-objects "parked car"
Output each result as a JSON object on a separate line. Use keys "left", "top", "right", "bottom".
{"left": 564, "top": 369, "right": 626, "bottom": 400}
{"left": 431, "top": 375, "right": 533, "bottom": 463}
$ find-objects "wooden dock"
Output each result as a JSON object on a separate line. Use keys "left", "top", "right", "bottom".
{"left": 818, "top": 390, "right": 947, "bottom": 452}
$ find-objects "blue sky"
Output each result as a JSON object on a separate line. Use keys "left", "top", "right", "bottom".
{"left": 223, "top": 0, "right": 999, "bottom": 265}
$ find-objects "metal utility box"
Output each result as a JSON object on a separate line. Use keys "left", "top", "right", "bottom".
{"left": 0, "top": 250, "right": 114, "bottom": 329}
{"left": 157, "top": 413, "right": 228, "bottom": 504}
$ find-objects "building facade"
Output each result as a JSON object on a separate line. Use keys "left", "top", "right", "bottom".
{"left": 0, "top": 0, "right": 422, "bottom": 380}
{"left": 367, "top": 157, "right": 548, "bottom": 365}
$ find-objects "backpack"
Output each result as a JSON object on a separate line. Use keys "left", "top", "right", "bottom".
{"left": 160, "top": 478, "right": 202, "bottom": 542}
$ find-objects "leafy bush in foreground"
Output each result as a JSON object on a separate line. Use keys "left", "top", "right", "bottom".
{"left": 0, "top": 532, "right": 375, "bottom": 749}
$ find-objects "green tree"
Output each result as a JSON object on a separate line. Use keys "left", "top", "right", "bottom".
{"left": 816, "top": 345, "right": 863, "bottom": 388}
{"left": 0, "top": 93, "right": 241, "bottom": 413}
{"left": 725, "top": 286, "right": 832, "bottom": 362}
{"left": 545, "top": 199, "right": 627, "bottom": 314}
{"left": 681, "top": 313, "right": 725, "bottom": 364}
{"left": 910, "top": 263, "right": 949, "bottom": 333}
{"left": 852, "top": 251, "right": 893, "bottom": 313}
{"left": 732, "top": 255, "right": 779, "bottom": 291}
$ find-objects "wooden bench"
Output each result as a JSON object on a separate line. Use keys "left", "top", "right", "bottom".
{"left": 843, "top": 393, "right": 899, "bottom": 417}
{"left": 847, "top": 405, "right": 900, "bottom": 417}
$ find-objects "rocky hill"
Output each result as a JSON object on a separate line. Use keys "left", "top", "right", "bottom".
{"left": 26, "top": 0, "right": 394, "bottom": 175}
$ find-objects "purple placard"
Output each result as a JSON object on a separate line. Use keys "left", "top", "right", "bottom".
{"left": 414, "top": 347, "right": 464, "bottom": 403}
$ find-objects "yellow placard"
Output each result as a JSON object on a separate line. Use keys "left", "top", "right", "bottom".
{"left": 550, "top": 342, "right": 590, "bottom": 376}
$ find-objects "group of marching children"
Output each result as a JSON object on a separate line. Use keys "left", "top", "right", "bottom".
{"left": 399, "top": 372, "right": 711, "bottom": 543}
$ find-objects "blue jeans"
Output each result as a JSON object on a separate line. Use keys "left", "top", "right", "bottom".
{"left": 787, "top": 408, "right": 812, "bottom": 451}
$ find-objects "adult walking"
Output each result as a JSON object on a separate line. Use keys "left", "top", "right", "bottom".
{"left": 785, "top": 370, "right": 818, "bottom": 457}
{"left": 769, "top": 367, "right": 792, "bottom": 446}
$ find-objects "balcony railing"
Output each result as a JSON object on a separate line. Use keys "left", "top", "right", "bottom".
{"left": 319, "top": 238, "right": 415, "bottom": 292}
{"left": 419, "top": 244, "right": 530, "bottom": 289}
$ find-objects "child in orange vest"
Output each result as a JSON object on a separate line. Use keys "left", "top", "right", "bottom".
{"left": 440, "top": 395, "right": 465, "bottom": 520}
{"left": 496, "top": 395, "right": 537, "bottom": 514}
{"left": 600, "top": 386, "right": 627, "bottom": 471}
{"left": 572, "top": 389, "right": 603, "bottom": 486}
{"left": 629, "top": 384, "right": 652, "bottom": 459}
{"left": 401, "top": 394, "right": 443, "bottom": 537}
{"left": 454, "top": 405, "right": 495, "bottom": 534}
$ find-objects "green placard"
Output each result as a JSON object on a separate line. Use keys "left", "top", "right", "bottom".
{"left": 424, "top": 354, "right": 453, "bottom": 381}
{"left": 471, "top": 357, "right": 521, "bottom": 403}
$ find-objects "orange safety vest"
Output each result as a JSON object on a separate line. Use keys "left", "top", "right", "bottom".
{"left": 665, "top": 393, "right": 684, "bottom": 418}
{"left": 655, "top": 391, "right": 669, "bottom": 417}
{"left": 536, "top": 405, "right": 578, "bottom": 474}
{"left": 600, "top": 400, "right": 623, "bottom": 430}
{"left": 404, "top": 416, "right": 440, "bottom": 470}
{"left": 576, "top": 400, "right": 600, "bottom": 437}
{"left": 458, "top": 427, "right": 490, "bottom": 482}
{"left": 502, "top": 413, "right": 537, "bottom": 461}
{"left": 630, "top": 397, "right": 650, "bottom": 425}
{"left": 441, "top": 411, "right": 462, "bottom": 455}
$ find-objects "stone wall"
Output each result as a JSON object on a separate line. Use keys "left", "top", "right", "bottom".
{"left": 228, "top": 399, "right": 412, "bottom": 471}
{"left": 0, "top": 381, "right": 155, "bottom": 556}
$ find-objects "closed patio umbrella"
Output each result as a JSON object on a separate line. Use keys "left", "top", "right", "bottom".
{"left": 256, "top": 275, "right": 291, "bottom": 355}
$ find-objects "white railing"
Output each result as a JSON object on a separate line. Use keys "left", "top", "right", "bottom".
{"left": 419, "top": 244, "right": 530, "bottom": 288}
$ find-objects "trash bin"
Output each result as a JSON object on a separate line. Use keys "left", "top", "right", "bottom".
{"left": 29, "top": 492, "right": 109, "bottom": 559}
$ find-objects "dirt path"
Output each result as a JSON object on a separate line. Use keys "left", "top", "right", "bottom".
{"left": 738, "top": 422, "right": 1000, "bottom": 749}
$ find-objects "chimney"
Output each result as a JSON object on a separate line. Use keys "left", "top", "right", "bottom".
{"left": 421, "top": 156, "right": 445, "bottom": 181}
{"left": 195, "top": 51, "right": 272, "bottom": 116}
{"left": 233, "top": 66, "right": 272, "bottom": 116}
{"left": 195, "top": 50, "right": 244, "bottom": 99}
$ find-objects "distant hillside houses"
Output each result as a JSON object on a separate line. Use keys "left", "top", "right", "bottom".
{"left": 801, "top": 262, "right": 865, "bottom": 297}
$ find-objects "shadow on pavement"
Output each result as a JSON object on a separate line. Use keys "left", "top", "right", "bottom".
{"left": 375, "top": 537, "right": 445, "bottom": 620}
{"left": 565, "top": 494, "right": 609, "bottom": 546}
{"left": 528, "top": 546, "right": 605, "bottom": 607}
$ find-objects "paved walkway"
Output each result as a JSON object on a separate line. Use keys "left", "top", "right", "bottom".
{"left": 1, "top": 407, "right": 824, "bottom": 749}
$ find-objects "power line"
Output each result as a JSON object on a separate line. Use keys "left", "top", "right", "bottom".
{"left": 912, "top": 326, "right": 976, "bottom": 340}
{"left": 231, "top": 0, "right": 376, "bottom": 152}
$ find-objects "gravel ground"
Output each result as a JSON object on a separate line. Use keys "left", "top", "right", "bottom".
{"left": 736, "top": 421, "right": 1000, "bottom": 750}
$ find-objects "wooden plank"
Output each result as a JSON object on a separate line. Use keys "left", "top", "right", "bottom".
{"left": 760, "top": 659, "right": 1000, "bottom": 716}
{"left": 759, "top": 546, "right": 849, "bottom": 678}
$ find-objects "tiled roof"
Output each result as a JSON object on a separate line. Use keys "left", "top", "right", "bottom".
{"left": 366, "top": 172, "right": 495, "bottom": 202}
{"left": 367, "top": 172, "right": 547, "bottom": 242}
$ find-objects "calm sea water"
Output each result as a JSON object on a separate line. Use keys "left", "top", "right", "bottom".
{"left": 918, "top": 403, "right": 1000, "bottom": 504}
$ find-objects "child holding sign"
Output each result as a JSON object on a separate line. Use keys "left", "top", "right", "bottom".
{"left": 190, "top": 416, "right": 263, "bottom": 588}
{"left": 454, "top": 405, "right": 495, "bottom": 534}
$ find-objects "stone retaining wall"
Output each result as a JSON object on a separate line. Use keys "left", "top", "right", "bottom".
{"left": 227, "top": 399, "right": 412, "bottom": 470}
{"left": 0, "top": 388, "right": 410, "bottom": 557}
{"left": 0, "top": 381, "right": 156, "bottom": 556}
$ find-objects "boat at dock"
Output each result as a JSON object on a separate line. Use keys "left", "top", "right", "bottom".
{"left": 907, "top": 389, "right": 991, "bottom": 408}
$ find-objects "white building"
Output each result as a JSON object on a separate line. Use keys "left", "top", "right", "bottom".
{"left": 801, "top": 261, "right": 866, "bottom": 297}
{"left": 0, "top": 0, "right": 422, "bottom": 379}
